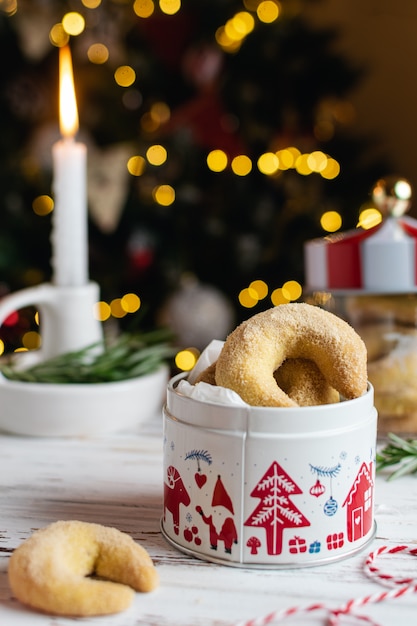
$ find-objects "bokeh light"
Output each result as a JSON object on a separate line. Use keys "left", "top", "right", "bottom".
{"left": 133, "top": 0, "right": 155, "bottom": 18}
{"left": 146, "top": 144, "right": 167, "bottom": 166}
{"left": 282, "top": 280, "right": 302, "bottom": 301}
{"left": 127, "top": 155, "right": 146, "bottom": 176}
{"left": 93, "top": 301, "right": 111, "bottom": 321}
{"left": 270, "top": 288, "right": 290, "bottom": 306}
{"left": 231, "top": 154, "right": 252, "bottom": 176}
{"left": 114, "top": 65, "right": 136, "bottom": 87}
{"left": 239, "top": 287, "right": 259, "bottom": 308}
{"left": 121, "top": 293, "right": 141, "bottom": 313}
{"left": 175, "top": 348, "right": 199, "bottom": 371}
{"left": 110, "top": 298, "right": 127, "bottom": 319}
{"left": 62, "top": 12, "right": 85, "bottom": 36}
{"left": 357, "top": 207, "right": 383, "bottom": 230}
{"left": 1, "top": 0, "right": 17, "bottom": 16}
{"left": 22, "top": 331, "right": 41, "bottom": 350}
{"left": 249, "top": 279, "right": 268, "bottom": 300}
{"left": 150, "top": 101, "right": 171, "bottom": 125}
{"left": 257, "top": 152, "right": 279, "bottom": 175}
{"left": 87, "top": 43, "right": 109, "bottom": 64}
{"left": 153, "top": 184, "right": 175, "bottom": 206}
{"left": 159, "top": 0, "right": 181, "bottom": 16}
{"left": 320, "top": 210, "right": 342, "bottom": 233}
{"left": 257, "top": 1, "right": 280, "bottom": 23}
{"left": 49, "top": 23, "right": 69, "bottom": 47}
{"left": 32, "top": 195, "right": 54, "bottom": 216}
{"left": 82, "top": 0, "right": 102, "bottom": 7}
{"left": 207, "top": 149, "right": 228, "bottom": 172}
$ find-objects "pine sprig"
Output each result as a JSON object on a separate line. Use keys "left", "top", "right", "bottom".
{"left": 376, "top": 433, "right": 417, "bottom": 481}
{"left": 0, "top": 328, "right": 176, "bottom": 384}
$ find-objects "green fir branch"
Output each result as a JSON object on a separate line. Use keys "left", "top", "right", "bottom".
{"left": 376, "top": 433, "right": 417, "bottom": 481}
{"left": 0, "top": 329, "right": 176, "bottom": 384}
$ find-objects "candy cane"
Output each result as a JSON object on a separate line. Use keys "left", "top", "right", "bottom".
{"left": 235, "top": 544, "right": 417, "bottom": 626}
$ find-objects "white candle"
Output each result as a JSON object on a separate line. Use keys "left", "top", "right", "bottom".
{"left": 51, "top": 45, "right": 88, "bottom": 287}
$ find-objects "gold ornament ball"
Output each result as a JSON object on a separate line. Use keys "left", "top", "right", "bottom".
{"left": 371, "top": 176, "right": 413, "bottom": 217}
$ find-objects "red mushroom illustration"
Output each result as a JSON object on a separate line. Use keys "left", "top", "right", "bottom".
{"left": 247, "top": 536, "right": 261, "bottom": 555}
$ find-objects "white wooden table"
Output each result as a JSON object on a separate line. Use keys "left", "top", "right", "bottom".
{"left": 1, "top": 413, "right": 417, "bottom": 626}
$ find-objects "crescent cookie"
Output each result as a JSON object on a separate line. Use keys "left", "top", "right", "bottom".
{"left": 196, "top": 358, "right": 339, "bottom": 406}
{"left": 274, "top": 358, "right": 340, "bottom": 406}
{"left": 8, "top": 520, "right": 159, "bottom": 616}
{"left": 215, "top": 303, "right": 367, "bottom": 407}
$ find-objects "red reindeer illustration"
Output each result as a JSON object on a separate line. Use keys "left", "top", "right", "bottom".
{"left": 164, "top": 465, "right": 191, "bottom": 535}
{"left": 196, "top": 506, "right": 238, "bottom": 553}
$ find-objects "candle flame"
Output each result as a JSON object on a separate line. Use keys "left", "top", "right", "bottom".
{"left": 59, "top": 45, "right": 79, "bottom": 138}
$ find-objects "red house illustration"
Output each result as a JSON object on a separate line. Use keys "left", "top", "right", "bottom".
{"left": 343, "top": 462, "right": 374, "bottom": 542}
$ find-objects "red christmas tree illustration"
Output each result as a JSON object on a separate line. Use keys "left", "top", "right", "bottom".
{"left": 244, "top": 461, "right": 310, "bottom": 556}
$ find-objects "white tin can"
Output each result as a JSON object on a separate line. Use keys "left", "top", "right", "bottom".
{"left": 161, "top": 374, "right": 377, "bottom": 568}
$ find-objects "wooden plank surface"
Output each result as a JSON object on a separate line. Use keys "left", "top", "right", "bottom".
{"left": 1, "top": 415, "right": 417, "bottom": 625}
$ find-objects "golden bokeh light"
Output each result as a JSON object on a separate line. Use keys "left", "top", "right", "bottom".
{"left": 146, "top": 144, "right": 168, "bottom": 166}
{"left": 22, "top": 331, "right": 41, "bottom": 350}
{"left": 133, "top": 0, "right": 155, "bottom": 18}
{"left": 215, "top": 26, "right": 242, "bottom": 53}
{"left": 0, "top": 339, "right": 4, "bottom": 356}
{"left": 1, "top": 0, "right": 17, "bottom": 15}
{"left": 140, "top": 112, "right": 159, "bottom": 133}
{"left": 320, "top": 210, "right": 342, "bottom": 233}
{"left": 175, "top": 348, "right": 200, "bottom": 371}
{"left": 49, "top": 23, "right": 69, "bottom": 47}
{"left": 282, "top": 280, "right": 302, "bottom": 301}
{"left": 114, "top": 65, "right": 136, "bottom": 87}
{"left": 257, "top": 152, "right": 279, "bottom": 175}
{"left": 249, "top": 279, "right": 268, "bottom": 300}
{"left": 257, "top": 0, "right": 280, "bottom": 23}
{"left": 295, "top": 153, "right": 311, "bottom": 176}
{"left": 87, "top": 43, "right": 109, "bottom": 64}
{"left": 153, "top": 184, "right": 175, "bottom": 206}
{"left": 32, "top": 195, "right": 54, "bottom": 216}
{"left": 357, "top": 207, "right": 383, "bottom": 230}
{"left": 231, "top": 154, "right": 252, "bottom": 176}
{"left": 62, "top": 12, "right": 85, "bottom": 36}
{"left": 307, "top": 150, "right": 327, "bottom": 173}
{"left": 275, "top": 147, "right": 300, "bottom": 169}
{"left": 82, "top": 0, "right": 102, "bottom": 7}
{"left": 239, "top": 287, "right": 259, "bottom": 308}
{"left": 93, "top": 301, "right": 111, "bottom": 321}
{"left": 127, "top": 155, "right": 146, "bottom": 176}
{"left": 321, "top": 158, "right": 340, "bottom": 180}
{"left": 121, "top": 293, "right": 141, "bottom": 313}
{"left": 110, "top": 298, "right": 127, "bottom": 319}
{"left": 159, "top": 0, "right": 181, "bottom": 16}
{"left": 270, "top": 288, "right": 290, "bottom": 306}
{"left": 150, "top": 101, "right": 171, "bottom": 124}
{"left": 207, "top": 149, "right": 228, "bottom": 172}
{"left": 233, "top": 11, "right": 255, "bottom": 36}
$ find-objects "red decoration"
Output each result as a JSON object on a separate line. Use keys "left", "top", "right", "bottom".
{"left": 211, "top": 474, "right": 234, "bottom": 514}
{"left": 309, "top": 479, "right": 326, "bottom": 498}
{"left": 163, "top": 465, "right": 191, "bottom": 535}
{"left": 195, "top": 472, "right": 207, "bottom": 488}
{"left": 244, "top": 461, "right": 310, "bottom": 556}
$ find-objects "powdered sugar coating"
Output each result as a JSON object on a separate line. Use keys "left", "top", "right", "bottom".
{"left": 215, "top": 303, "right": 367, "bottom": 407}
{"left": 8, "top": 520, "right": 159, "bottom": 616}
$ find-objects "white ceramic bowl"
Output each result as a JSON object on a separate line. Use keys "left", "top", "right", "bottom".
{"left": 0, "top": 365, "right": 168, "bottom": 437}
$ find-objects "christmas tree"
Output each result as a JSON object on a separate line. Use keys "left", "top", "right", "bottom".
{"left": 0, "top": 0, "right": 389, "bottom": 353}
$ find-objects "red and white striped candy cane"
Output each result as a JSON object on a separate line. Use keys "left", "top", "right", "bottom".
{"left": 235, "top": 544, "right": 417, "bottom": 626}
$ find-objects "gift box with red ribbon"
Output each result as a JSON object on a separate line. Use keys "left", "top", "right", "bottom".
{"left": 304, "top": 175, "right": 417, "bottom": 293}
{"left": 304, "top": 216, "right": 417, "bottom": 293}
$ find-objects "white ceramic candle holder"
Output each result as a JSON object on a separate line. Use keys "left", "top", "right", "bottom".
{"left": 0, "top": 282, "right": 168, "bottom": 436}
